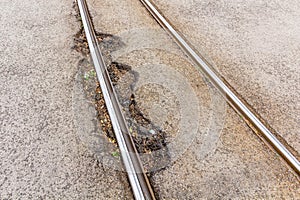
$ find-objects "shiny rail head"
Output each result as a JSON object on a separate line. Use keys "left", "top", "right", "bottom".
{"left": 138, "top": 0, "right": 300, "bottom": 176}
{"left": 76, "top": 0, "right": 156, "bottom": 199}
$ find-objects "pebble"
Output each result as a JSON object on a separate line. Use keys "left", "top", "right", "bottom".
{"left": 149, "top": 129, "right": 156, "bottom": 135}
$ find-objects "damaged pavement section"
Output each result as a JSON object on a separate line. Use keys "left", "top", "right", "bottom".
{"left": 72, "top": 10, "right": 170, "bottom": 173}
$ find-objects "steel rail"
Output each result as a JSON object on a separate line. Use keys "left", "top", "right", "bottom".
{"left": 139, "top": 0, "right": 300, "bottom": 176}
{"left": 77, "top": 0, "right": 156, "bottom": 199}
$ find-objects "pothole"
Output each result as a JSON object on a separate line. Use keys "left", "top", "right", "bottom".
{"left": 72, "top": 3, "right": 170, "bottom": 171}
{"left": 107, "top": 62, "right": 168, "bottom": 153}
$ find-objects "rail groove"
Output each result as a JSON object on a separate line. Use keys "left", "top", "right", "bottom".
{"left": 76, "top": 0, "right": 156, "bottom": 199}
{"left": 139, "top": 0, "right": 300, "bottom": 176}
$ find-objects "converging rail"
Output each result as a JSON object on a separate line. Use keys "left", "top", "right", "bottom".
{"left": 77, "top": 0, "right": 156, "bottom": 199}
{"left": 139, "top": 0, "right": 300, "bottom": 176}
{"left": 76, "top": 0, "right": 299, "bottom": 198}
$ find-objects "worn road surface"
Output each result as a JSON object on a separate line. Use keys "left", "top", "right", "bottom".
{"left": 88, "top": 0, "right": 299, "bottom": 199}
{"left": 0, "top": 0, "right": 132, "bottom": 199}
{"left": 0, "top": 0, "right": 299, "bottom": 199}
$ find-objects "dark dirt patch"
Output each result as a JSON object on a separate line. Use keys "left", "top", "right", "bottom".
{"left": 105, "top": 62, "right": 168, "bottom": 154}
{"left": 72, "top": 12, "right": 170, "bottom": 171}
{"left": 72, "top": 27, "right": 114, "bottom": 56}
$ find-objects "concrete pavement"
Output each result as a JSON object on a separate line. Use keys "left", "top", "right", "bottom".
{"left": 153, "top": 0, "right": 300, "bottom": 155}
{"left": 0, "top": 0, "right": 132, "bottom": 199}
{"left": 87, "top": 0, "right": 299, "bottom": 198}
{"left": 1, "top": 0, "right": 299, "bottom": 199}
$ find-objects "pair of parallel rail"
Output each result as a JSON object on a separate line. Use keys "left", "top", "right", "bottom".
{"left": 77, "top": 0, "right": 300, "bottom": 199}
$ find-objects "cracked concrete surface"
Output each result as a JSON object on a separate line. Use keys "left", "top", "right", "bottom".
{"left": 0, "top": 0, "right": 132, "bottom": 199}
{"left": 1, "top": 0, "right": 299, "bottom": 199}
{"left": 87, "top": 0, "right": 299, "bottom": 198}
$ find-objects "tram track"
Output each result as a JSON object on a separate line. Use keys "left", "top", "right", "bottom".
{"left": 75, "top": 0, "right": 299, "bottom": 199}
{"left": 76, "top": 0, "right": 156, "bottom": 199}
{"left": 138, "top": 0, "right": 300, "bottom": 176}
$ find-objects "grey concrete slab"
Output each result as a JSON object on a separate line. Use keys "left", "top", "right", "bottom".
{"left": 152, "top": 0, "right": 300, "bottom": 155}
{"left": 151, "top": 108, "right": 300, "bottom": 199}
{"left": 87, "top": 0, "right": 299, "bottom": 198}
{"left": 0, "top": 0, "right": 132, "bottom": 199}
